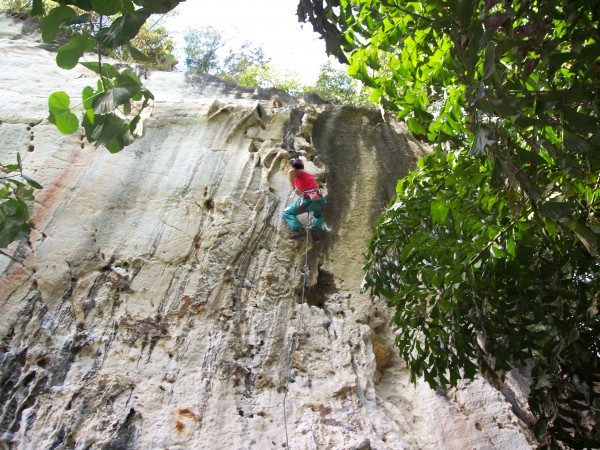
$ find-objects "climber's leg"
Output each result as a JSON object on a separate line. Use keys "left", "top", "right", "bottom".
{"left": 311, "top": 210, "right": 324, "bottom": 231}
{"left": 282, "top": 200, "right": 305, "bottom": 232}
{"left": 305, "top": 197, "right": 327, "bottom": 231}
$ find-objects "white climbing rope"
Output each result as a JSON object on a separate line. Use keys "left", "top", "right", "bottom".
{"left": 283, "top": 211, "right": 312, "bottom": 450}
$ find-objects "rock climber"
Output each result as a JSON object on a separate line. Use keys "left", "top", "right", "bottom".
{"left": 282, "top": 157, "right": 327, "bottom": 239}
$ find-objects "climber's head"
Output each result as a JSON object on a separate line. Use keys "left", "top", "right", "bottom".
{"left": 290, "top": 158, "right": 304, "bottom": 170}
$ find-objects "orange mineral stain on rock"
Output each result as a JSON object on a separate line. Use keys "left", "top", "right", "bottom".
{"left": 178, "top": 407, "right": 197, "bottom": 420}
{"left": 30, "top": 149, "right": 93, "bottom": 230}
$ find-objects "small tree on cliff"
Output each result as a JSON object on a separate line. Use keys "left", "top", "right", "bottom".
{"left": 114, "top": 22, "right": 177, "bottom": 71}
{"left": 299, "top": 0, "right": 599, "bottom": 447}
{"left": 221, "top": 40, "right": 269, "bottom": 82}
{"left": 0, "top": 0, "right": 40, "bottom": 17}
{"left": 183, "top": 26, "right": 224, "bottom": 74}
{"left": 312, "top": 61, "right": 371, "bottom": 105}
{"left": 183, "top": 31, "right": 307, "bottom": 96}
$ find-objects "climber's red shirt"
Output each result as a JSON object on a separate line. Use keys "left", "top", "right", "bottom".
{"left": 294, "top": 170, "right": 318, "bottom": 197}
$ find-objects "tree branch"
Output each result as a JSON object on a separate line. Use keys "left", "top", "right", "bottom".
{"left": 379, "top": 0, "right": 434, "bottom": 23}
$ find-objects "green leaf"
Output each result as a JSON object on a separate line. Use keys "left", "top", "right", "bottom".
{"left": 48, "top": 91, "right": 79, "bottom": 134}
{"left": 92, "top": 72, "right": 142, "bottom": 114}
{"left": 65, "top": 12, "right": 91, "bottom": 27}
{"left": 90, "top": 113, "right": 127, "bottom": 152}
{"left": 0, "top": 198, "right": 31, "bottom": 248}
{"left": 22, "top": 175, "right": 43, "bottom": 190}
{"left": 105, "top": 137, "right": 126, "bottom": 153}
{"left": 456, "top": 0, "right": 474, "bottom": 28}
{"left": 572, "top": 221, "right": 598, "bottom": 257}
{"left": 124, "top": 44, "right": 151, "bottom": 63}
{"left": 469, "top": 128, "right": 493, "bottom": 156}
{"left": 133, "top": 0, "right": 183, "bottom": 14}
{"left": 506, "top": 235, "right": 516, "bottom": 258}
{"left": 475, "top": 97, "right": 522, "bottom": 117}
{"left": 407, "top": 118, "right": 427, "bottom": 136}
{"left": 90, "top": 0, "right": 122, "bottom": 15}
{"left": 129, "top": 114, "right": 145, "bottom": 138}
{"left": 81, "top": 108, "right": 97, "bottom": 143}
{"left": 308, "top": 1, "right": 600, "bottom": 447}
{"left": 56, "top": 34, "right": 95, "bottom": 70}
{"left": 121, "top": 0, "right": 136, "bottom": 13}
{"left": 431, "top": 199, "right": 450, "bottom": 225}
{"left": 82, "top": 86, "right": 95, "bottom": 110}
{"left": 31, "top": 0, "right": 44, "bottom": 16}
{"left": 41, "top": 5, "right": 76, "bottom": 43}
{"left": 80, "top": 62, "right": 120, "bottom": 79}
{"left": 564, "top": 131, "right": 591, "bottom": 154}
{"left": 0, "top": 218, "right": 30, "bottom": 248}
{"left": 539, "top": 201, "right": 577, "bottom": 223}
{"left": 563, "top": 108, "right": 598, "bottom": 133}
{"left": 95, "top": 10, "right": 152, "bottom": 49}
{"left": 65, "top": 0, "right": 93, "bottom": 10}
{"left": 122, "top": 123, "right": 136, "bottom": 145}
{"left": 513, "top": 115, "right": 546, "bottom": 128}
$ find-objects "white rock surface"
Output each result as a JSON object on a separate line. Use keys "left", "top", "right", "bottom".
{"left": 0, "top": 15, "right": 534, "bottom": 450}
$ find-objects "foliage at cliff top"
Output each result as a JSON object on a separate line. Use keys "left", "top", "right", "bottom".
{"left": 113, "top": 22, "right": 177, "bottom": 71}
{"left": 182, "top": 27, "right": 302, "bottom": 94}
{"left": 299, "top": 0, "right": 599, "bottom": 447}
{"left": 181, "top": 26, "right": 371, "bottom": 101}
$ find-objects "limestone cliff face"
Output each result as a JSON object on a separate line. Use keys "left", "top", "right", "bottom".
{"left": 0, "top": 16, "right": 533, "bottom": 450}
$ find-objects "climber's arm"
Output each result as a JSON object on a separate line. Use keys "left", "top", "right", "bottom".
{"left": 288, "top": 169, "right": 300, "bottom": 195}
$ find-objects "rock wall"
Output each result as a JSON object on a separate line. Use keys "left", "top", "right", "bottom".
{"left": 0, "top": 15, "right": 534, "bottom": 450}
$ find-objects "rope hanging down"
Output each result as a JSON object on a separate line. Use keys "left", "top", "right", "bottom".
{"left": 283, "top": 211, "right": 312, "bottom": 450}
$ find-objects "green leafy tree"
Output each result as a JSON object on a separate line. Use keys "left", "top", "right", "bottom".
{"left": 232, "top": 62, "right": 305, "bottom": 95}
{"left": 222, "top": 40, "right": 269, "bottom": 81}
{"left": 0, "top": 0, "right": 54, "bottom": 17}
{"left": 267, "top": 67, "right": 306, "bottom": 95}
{"left": 206, "top": 38, "right": 306, "bottom": 96}
{"left": 183, "top": 26, "right": 224, "bottom": 74}
{"left": 365, "top": 149, "right": 599, "bottom": 448}
{"left": 299, "top": 0, "right": 600, "bottom": 447}
{"left": 313, "top": 61, "right": 371, "bottom": 105}
{"left": 114, "top": 22, "right": 177, "bottom": 71}
{"left": 183, "top": 29, "right": 309, "bottom": 96}
{"left": 0, "top": 0, "right": 34, "bottom": 16}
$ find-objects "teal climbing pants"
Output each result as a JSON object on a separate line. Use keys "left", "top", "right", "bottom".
{"left": 282, "top": 196, "right": 328, "bottom": 232}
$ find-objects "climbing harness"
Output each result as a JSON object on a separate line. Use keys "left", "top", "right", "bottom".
{"left": 302, "top": 188, "right": 322, "bottom": 200}
{"left": 290, "top": 188, "right": 322, "bottom": 215}
{"left": 283, "top": 211, "right": 312, "bottom": 450}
